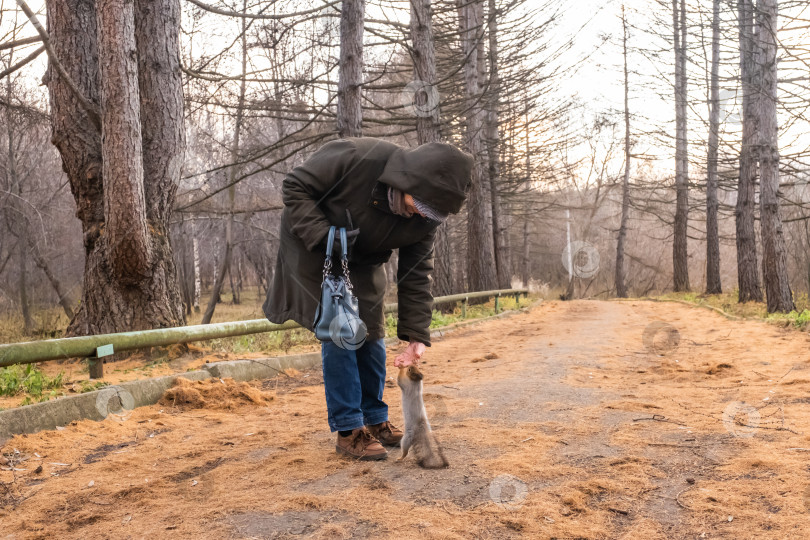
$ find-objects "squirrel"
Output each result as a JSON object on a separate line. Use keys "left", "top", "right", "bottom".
{"left": 396, "top": 365, "right": 449, "bottom": 469}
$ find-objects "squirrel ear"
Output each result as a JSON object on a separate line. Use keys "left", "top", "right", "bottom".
{"left": 409, "top": 366, "right": 424, "bottom": 381}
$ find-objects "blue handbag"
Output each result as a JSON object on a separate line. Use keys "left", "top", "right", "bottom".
{"left": 313, "top": 226, "right": 367, "bottom": 349}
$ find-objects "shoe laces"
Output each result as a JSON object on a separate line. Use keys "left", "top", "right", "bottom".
{"left": 353, "top": 428, "right": 375, "bottom": 448}
{"left": 376, "top": 421, "right": 394, "bottom": 437}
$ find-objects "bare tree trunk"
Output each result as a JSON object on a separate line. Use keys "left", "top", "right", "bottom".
{"left": 522, "top": 218, "right": 530, "bottom": 286}
{"left": 18, "top": 241, "right": 34, "bottom": 334}
{"left": 98, "top": 0, "right": 151, "bottom": 284}
{"left": 178, "top": 218, "right": 195, "bottom": 316}
{"left": 736, "top": 0, "right": 763, "bottom": 302}
{"left": 433, "top": 224, "right": 454, "bottom": 295}
{"left": 672, "top": 0, "right": 690, "bottom": 292}
{"left": 46, "top": 0, "right": 186, "bottom": 336}
{"left": 236, "top": 256, "right": 243, "bottom": 301}
{"left": 563, "top": 207, "right": 574, "bottom": 300}
{"left": 458, "top": 0, "right": 497, "bottom": 292}
{"left": 3, "top": 76, "right": 40, "bottom": 329}
{"left": 229, "top": 251, "right": 241, "bottom": 304}
{"left": 337, "top": 0, "right": 364, "bottom": 137}
{"left": 705, "top": 0, "right": 722, "bottom": 294}
{"left": 756, "top": 0, "right": 794, "bottom": 313}
{"left": 615, "top": 6, "right": 631, "bottom": 299}
{"left": 229, "top": 260, "right": 237, "bottom": 303}
{"left": 522, "top": 99, "right": 531, "bottom": 286}
{"left": 411, "top": 0, "right": 454, "bottom": 295}
{"left": 29, "top": 238, "right": 75, "bottom": 320}
{"left": 135, "top": 0, "right": 185, "bottom": 241}
{"left": 410, "top": 0, "right": 440, "bottom": 144}
{"left": 192, "top": 221, "right": 201, "bottom": 312}
{"left": 486, "top": 0, "right": 511, "bottom": 289}
{"left": 201, "top": 0, "right": 246, "bottom": 324}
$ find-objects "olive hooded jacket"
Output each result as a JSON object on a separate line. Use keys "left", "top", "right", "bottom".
{"left": 262, "top": 137, "right": 473, "bottom": 345}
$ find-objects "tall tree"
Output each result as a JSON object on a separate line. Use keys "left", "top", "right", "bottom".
{"left": 705, "top": 0, "right": 722, "bottom": 294}
{"left": 458, "top": 0, "right": 497, "bottom": 291}
{"left": 17, "top": 241, "right": 34, "bottom": 333}
{"left": 98, "top": 0, "right": 151, "bottom": 285}
{"left": 756, "top": 0, "right": 794, "bottom": 312}
{"left": 672, "top": 0, "right": 690, "bottom": 291}
{"left": 337, "top": 0, "right": 364, "bottom": 137}
{"left": 615, "top": 5, "right": 631, "bottom": 299}
{"left": 201, "top": 0, "right": 246, "bottom": 324}
{"left": 41, "top": 0, "right": 186, "bottom": 335}
{"left": 486, "top": 0, "right": 511, "bottom": 288}
{"left": 3, "top": 69, "right": 34, "bottom": 332}
{"left": 521, "top": 96, "right": 532, "bottom": 287}
{"left": 410, "top": 0, "right": 440, "bottom": 145}
{"left": 410, "top": 0, "right": 455, "bottom": 295}
{"left": 736, "top": 0, "right": 763, "bottom": 302}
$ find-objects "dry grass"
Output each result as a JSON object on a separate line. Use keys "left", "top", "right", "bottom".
{"left": 159, "top": 377, "right": 275, "bottom": 410}
{"left": 652, "top": 290, "right": 810, "bottom": 328}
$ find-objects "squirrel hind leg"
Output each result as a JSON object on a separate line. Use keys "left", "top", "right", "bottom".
{"left": 398, "top": 432, "right": 412, "bottom": 461}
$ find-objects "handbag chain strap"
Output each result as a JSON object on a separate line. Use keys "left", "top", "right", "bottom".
{"left": 322, "top": 226, "right": 354, "bottom": 293}
{"left": 338, "top": 227, "right": 354, "bottom": 292}
{"left": 341, "top": 257, "right": 353, "bottom": 292}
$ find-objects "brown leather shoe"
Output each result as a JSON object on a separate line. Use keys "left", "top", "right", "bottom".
{"left": 336, "top": 428, "right": 388, "bottom": 461}
{"left": 367, "top": 421, "right": 403, "bottom": 447}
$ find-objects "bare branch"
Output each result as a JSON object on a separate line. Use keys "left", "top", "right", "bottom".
{"left": 0, "top": 45, "right": 44, "bottom": 79}
{"left": 0, "top": 35, "right": 41, "bottom": 50}
{"left": 185, "top": 0, "right": 340, "bottom": 20}
{"left": 14, "top": 0, "right": 100, "bottom": 129}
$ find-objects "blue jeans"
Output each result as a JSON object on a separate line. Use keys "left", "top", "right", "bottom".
{"left": 321, "top": 338, "right": 388, "bottom": 432}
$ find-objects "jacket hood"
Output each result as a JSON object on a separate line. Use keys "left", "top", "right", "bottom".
{"left": 376, "top": 142, "right": 473, "bottom": 215}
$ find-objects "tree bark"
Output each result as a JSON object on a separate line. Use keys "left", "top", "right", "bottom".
{"left": 411, "top": 0, "right": 454, "bottom": 295}
{"left": 458, "top": 0, "right": 497, "bottom": 292}
{"left": 672, "top": 0, "right": 690, "bottom": 292}
{"left": 410, "top": 0, "right": 440, "bottom": 144}
{"left": 337, "top": 0, "right": 364, "bottom": 137}
{"left": 98, "top": 0, "right": 152, "bottom": 284}
{"left": 615, "top": 6, "right": 631, "bottom": 299}
{"left": 46, "top": 0, "right": 186, "bottom": 336}
{"left": 135, "top": 0, "right": 186, "bottom": 276}
{"left": 735, "top": 0, "right": 763, "bottom": 302}
{"left": 756, "top": 0, "right": 794, "bottom": 313}
{"left": 486, "top": 0, "right": 511, "bottom": 289}
{"left": 705, "top": 0, "right": 722, "bottom": 294}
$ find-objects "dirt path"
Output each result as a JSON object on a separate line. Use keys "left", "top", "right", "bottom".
{"left": 2, "top": 300, "right": 810, "bottom": 539}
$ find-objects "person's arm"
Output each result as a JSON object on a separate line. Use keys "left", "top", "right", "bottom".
{"left": 282, "top": 139, "right": 356, "bottom": 251}
{"left": 395, "top": 229, "right": 436, "bottom": 347}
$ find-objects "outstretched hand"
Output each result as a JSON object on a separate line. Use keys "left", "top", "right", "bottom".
{"left": 394, "top": 340, "right": 426, "bottom": 368}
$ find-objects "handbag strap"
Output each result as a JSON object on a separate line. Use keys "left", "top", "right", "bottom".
{"left": 323, "top": 226, "right": 353, "bottom": 290}
{"left": 323, "top": 225, "right": 337, "bottom": 277}
{"left": 339, "top": 227, "right": 348, "bottom": 260}
{"left": 325, "top": 225, "right": 336, "bottom": 257}
{"left": 337, "top": 227, "right": 353, "bottom": 291}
